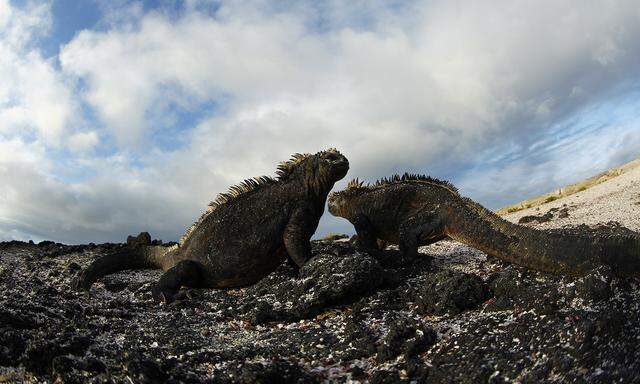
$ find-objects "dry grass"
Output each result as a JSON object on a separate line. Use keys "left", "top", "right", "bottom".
{"left": 319, "top": 233, "right": 349, "bottom": 241}
{"left": 496, "top": 157, "right": 640, "bottom": 215}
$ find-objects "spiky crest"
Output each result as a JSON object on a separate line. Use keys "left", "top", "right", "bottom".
{"left": 347, "top": 178, "right": 365, "bottom": 189}
{"left": 179, "top": 175, "right": 278, "bottom": 245}
{"left": 275, "top": 152, "right": 313, "bottom": 180}
{"left": 373, "top": 173, "right": 458, "bottom": 193}
{"left": 180, "top": 148, "right": 342, "bottom": 245}
{"left": 339, "top": 173, "right": 458, "bottom": 196}
{"left": 209, "top": 176, "right": 278, "bottom": 209}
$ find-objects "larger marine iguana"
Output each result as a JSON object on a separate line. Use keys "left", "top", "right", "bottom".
{"left": 328, "top": 174, "right": 640, "bottom": 276}
{"left": 74, "top": 149, "right": 349, "bottom": 300}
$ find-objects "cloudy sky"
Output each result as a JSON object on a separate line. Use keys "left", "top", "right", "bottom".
{"left": 1, "top": 0, "right": 639, "bottom": 244}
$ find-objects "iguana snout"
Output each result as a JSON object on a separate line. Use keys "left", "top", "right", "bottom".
{"left": 320, "top": 148, "right": 349, "bottom": 181}
{"left": 327, "top": 192, "right": 346, "bottom": 217}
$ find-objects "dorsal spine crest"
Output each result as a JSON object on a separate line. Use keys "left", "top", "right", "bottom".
{"left": 344, "top": 173, "right": 459, "bottom": 195}
{"left": 181, "top": 148, "right": 343, "bottom": 245}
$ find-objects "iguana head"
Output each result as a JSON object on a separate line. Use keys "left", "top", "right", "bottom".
{"left": 277, "top": 148, "right": 349, "bottom": 193}
{"left": 328, "top": 179, "right": 364, "bottom": 218}
{"left": 317, "top": 148, "right": 350, "bottom": 182}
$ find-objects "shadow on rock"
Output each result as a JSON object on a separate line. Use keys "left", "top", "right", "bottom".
{"left": 244, "top": 251, "right": 385, "bottom": 323}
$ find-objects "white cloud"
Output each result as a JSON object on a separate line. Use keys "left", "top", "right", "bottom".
{"left": 0, "top": 1, "right": 51, "bottom": 47}
{"left": 0, "top": 0, "right": 11, "bottom": 30}
{"left": 59, "top": 1, "right": 640, "bottom": 163}
{"left": 0, "top": 1, "right": 79, "bottom": 147}
{"left": 0, "top": 137, "right": 196, "bottom": 243}
{"left": 67, "top": 131, "right": 99, "bottom": 152}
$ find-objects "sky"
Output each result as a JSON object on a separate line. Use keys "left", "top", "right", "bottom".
{"left": 1, "top": 0, "right": 640, "bottom": 244}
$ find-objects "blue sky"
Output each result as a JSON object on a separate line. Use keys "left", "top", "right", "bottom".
{"left": 1, "top": 0, "right": 640, "bottom": 243}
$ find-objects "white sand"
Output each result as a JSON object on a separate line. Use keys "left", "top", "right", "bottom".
{"left": 504, "top": 164, "right": 640, "bottom": 231}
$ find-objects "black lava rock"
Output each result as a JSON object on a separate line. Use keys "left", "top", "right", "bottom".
{"left": 574, "top": 266, "right": 614, "bottom": 301}
{"left": 376, "top": 316, "right": 436, "bottom": 362}
{"left": 413, "top": 270, "right": 489, "bottom": 315}
{"left": 3, "top": 234, "right": 640, "bottom": 383}
{"left": 126, "top": 359, "right": 169, "bottom": 383}
{"left": 224, "top": 360, "right": 318, "bottom": 384}
{"left": 127, "top": 232, "right": 152, "bottom": 246}
{"left": 293, "top": 253, "right": 385, "bottom": 318}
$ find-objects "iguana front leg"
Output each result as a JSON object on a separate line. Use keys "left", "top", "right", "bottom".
{"left": 283, "top": 207, "right": 318, "bottom": 268}
{"left": 152, "top": 260, "right": 205, "bottom": 303}
{"left": 352, "top": 214, "right": 379, "bottom": 250}
{"left": 398, "top": 210, "right": 443, "bottom": 261}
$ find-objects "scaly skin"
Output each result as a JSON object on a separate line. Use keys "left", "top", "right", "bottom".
{"left": 74, "top": 149, "right": 349, "bottom": 301}
{"left": 328, "top": 174, "right": 640, "bottom": 277}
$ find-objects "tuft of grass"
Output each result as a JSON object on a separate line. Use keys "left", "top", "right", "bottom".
{"left": 544, "top": 196, "right": 558, "bottom": 203}
{"left": 320, "top": 233, "right": 349, "bottom": 241}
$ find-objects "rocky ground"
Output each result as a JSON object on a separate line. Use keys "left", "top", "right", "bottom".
{"left": 2, "top": 169, "right": 640, "bottom": 383}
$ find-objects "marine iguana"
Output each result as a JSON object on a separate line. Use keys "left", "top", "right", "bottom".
{"left": 74, "top": 149, "right": 349, "bottom": 301}
{"left": 328, "top": 174, "right": 640, "bottom": 276}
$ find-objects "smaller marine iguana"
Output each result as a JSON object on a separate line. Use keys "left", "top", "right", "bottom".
{"left": 74, "top": 149, "right": 349, "bottom": 301}
{"left": 328, "top": 174, "right": 640, "bottom": 276}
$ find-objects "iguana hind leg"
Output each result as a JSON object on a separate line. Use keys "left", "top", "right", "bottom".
{"left": 352, "top": 214, "right": 379, "bottom": 250}
{"left": 152, "top": 260, "right": 205, "bottom": 303}
{"left": 398, "top": 210, "right": 443, "bottom": 261}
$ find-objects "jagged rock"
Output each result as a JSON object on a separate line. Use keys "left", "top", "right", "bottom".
{"left": 294, "top": 253, "right": 384, "bottom": 314}
{"left": 413, "top": 270, "right": 489, "bottom": 315}
{"left": 376, "top": 316, "right": 436, "bottom": 362}
{"left": 2, "top": 236, "right": 640, "bottom": 382}
{"left": 519, "top": 212, "right": 553, "bottom": 224}
{"left": 574, "top": 266, "right": 614, "bottom": 301}
{"left": 223, "top": 359, "right": 318, "bottom": 384}
{"left": 126, "top": 232, "right": 152, "bottom": 247}
{"left": 125, "top": 359, "right": 168, "bottom": 383}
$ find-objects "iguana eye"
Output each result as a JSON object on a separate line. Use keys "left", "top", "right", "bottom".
{"left": 325, "top": 153, "right": 340, "bottom": 162}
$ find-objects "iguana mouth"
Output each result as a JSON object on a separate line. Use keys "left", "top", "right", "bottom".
{"left": 334, "top": 159, "right": 349, "bottom": 178}
{"left": 327, "top": 193, "right": 345, "bottom": 217}
{"left": 327, "top": 195, "right": 338, "bottom": 215}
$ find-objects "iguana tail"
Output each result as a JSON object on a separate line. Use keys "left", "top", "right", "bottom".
{"left": 453, "top": 198, "right": 640, "bottom": 276}
{"left": 598, "top": 232, "right": 640, "bottom": 277}
{"left": 73, "top": 233, "right": 177, "bottom": 290}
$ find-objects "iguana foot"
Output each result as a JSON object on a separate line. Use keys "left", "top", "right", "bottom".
{"left": 151, "top": 260, "right": 204, "bottom": 304}
{"left": 151, "top": 286, "right": 201, "bottom": 304}
{"left": 71, "top": 272, "right": 94, "bottom": 291}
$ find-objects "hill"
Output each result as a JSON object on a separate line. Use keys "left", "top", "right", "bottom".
{"left": 498, "top": 156, "right": 640, "bottom": 217}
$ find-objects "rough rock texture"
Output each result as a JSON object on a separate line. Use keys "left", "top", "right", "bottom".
{"left": 410, "top": 270, "right": 489, "bottom": 315}
{"left": 2, "top": 227, "right": 640, "bottom": 383}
